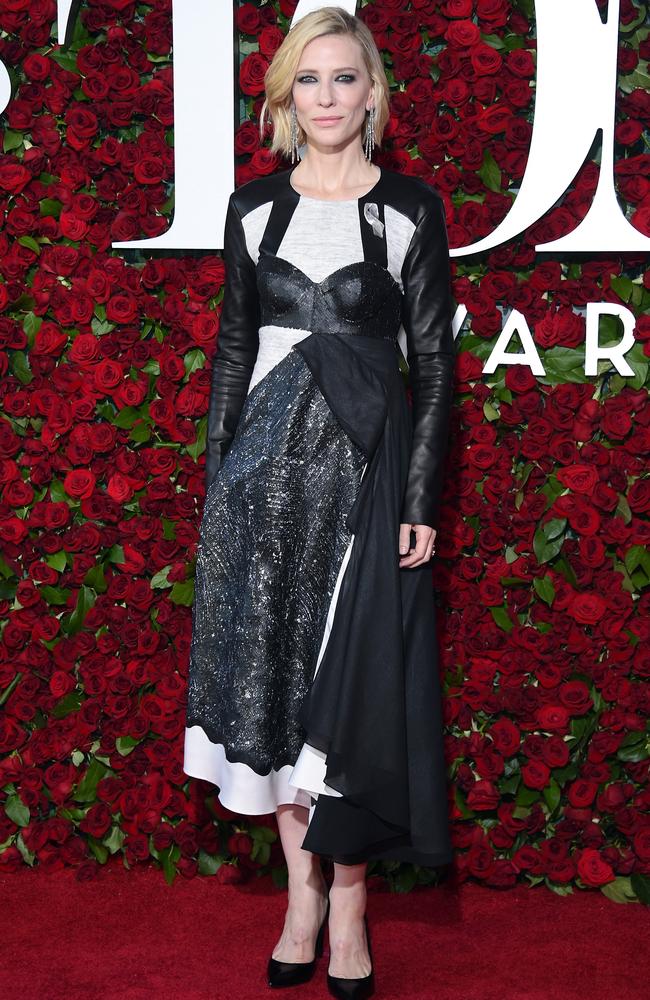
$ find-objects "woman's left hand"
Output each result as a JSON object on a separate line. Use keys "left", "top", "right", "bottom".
{"left": 398, "top": 522, "right": 437, "bottom": 568}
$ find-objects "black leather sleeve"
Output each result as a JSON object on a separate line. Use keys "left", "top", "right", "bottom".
{"left": 205, "top": 194, "right": 260, "bottom": 489}
{"left": 399, "top": 193, "right": 456, "bottom": 531}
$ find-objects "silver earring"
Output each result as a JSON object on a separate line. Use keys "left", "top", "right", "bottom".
{"left": 290, "top": 105, "right": 299, "bottom": 163}
{"left": 364, "top": 106, "right": 376, "bottom": 160}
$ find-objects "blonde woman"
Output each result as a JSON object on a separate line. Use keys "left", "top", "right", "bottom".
{"left": 184, "top": 7, "right": 455, "bottom": 997}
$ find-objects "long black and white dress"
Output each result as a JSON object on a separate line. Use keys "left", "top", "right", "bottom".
{"left": 183, "top": 165, "right": 456, "bottom": 867}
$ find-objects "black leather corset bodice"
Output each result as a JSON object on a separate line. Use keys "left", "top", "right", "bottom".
{"left": 257, "top": 253, "right": 403, "bottom": 341}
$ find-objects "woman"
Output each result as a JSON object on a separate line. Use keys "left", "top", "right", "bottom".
{"left": 183, "top": 6, "right": 455, "bottom": 998}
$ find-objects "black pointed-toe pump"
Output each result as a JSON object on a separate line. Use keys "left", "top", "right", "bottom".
{"left": 267, "top": 898, "right": 330, "bottom": 988}
{"left": 327, "top": 913, "right": 375, "bottom": 1000}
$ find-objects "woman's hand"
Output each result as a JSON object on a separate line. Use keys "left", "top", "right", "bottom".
{"left": 398, "top": 522, "right": 437, "bottom": 568}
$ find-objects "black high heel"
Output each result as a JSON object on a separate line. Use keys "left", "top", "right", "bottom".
{"left": 267, "top": 897, "right": 330, "bottom": 988}
{"left": 326, "top": 913, "right": 375, "bottom": 1000}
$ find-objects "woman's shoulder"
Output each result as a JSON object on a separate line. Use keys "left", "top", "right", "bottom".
{"left": 379, "top": 167, "right": 444, "bottom": 227}
{"left": 229, "top": 170, "right": 289, "bottom": 219}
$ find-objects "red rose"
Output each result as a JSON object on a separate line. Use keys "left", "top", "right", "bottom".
{"left": 569, "top": 592, "right": 607, "bottom": 625}
{"left": 558, "top": 680, "right": 592, "bottom": 715}
{"left": 556, "top": 464, "right": 599, "bottom": 495}
{"left": 466, "top": 779, "right": 500, "bottom": 810}
{"left": 445, "top": 20, "right": 480, "bottom": 47}
{"left": 521, "top": 760, "right": 551, "bottom": 790}
{"left": 239, "top": 52, "right": 268, "bottom": 97}
{"left": 216, "top": 863, "right": 245, "bottom": 884}
{"left": 568, "top": 779, "right": 598, "bottom": 808}
{"left": 632, "top": 829, "right": 650, "bottom": 861}
{"left": 541, "top": 736, "right": 569, "bottom": 769}
{"left": 63, "top": 469, "right": 96, "bottom": 500}
{"left": 628, "top": 480, "right": 650, "bottom": 513}
{"left": 489, "top": 719, "right": 521, "bottom": 756}
{"left": 576, "top": 848, "right": 615, "bottom": 887}
{"left": 79, "top": 802, "right": 112, "bottom": 837}
{"left": 536, "top": 705, "right": 570, "bottom": 732}
{"left": 0, "top": 162, "right": 31, "bottom": 194}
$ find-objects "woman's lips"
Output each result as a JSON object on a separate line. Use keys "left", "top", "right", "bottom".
{"left": 313, "top": 117, "right": 342, "bottom": 124}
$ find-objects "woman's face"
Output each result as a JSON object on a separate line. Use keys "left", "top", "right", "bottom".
{"left": 292, "top": 33, "right": 374, "bottom": 152}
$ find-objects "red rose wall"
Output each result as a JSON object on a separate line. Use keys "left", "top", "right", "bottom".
{"left": 0, "top": 0, "right": 649, "bottom": 901}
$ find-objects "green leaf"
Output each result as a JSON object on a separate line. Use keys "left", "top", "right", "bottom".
{"left": 49, "top": 52, "right": 79, "bottom": 71}
{"left": 249, "top": 824, "right": 278, "bottom": 844}
{"left": 103, "top": 825, "right": 126, "bottom": 855}
{"left": 478, "top": 149, "right": 502, "bottom": 193}
{"left": 150, "top": 566, "right": 172, "bottom": 589}
{"left": 545, "top": 880, "right": 574, "bottom": 897}
{"left": 198, "top": 849, "right": 224, "bottom": 875}
{"left": 630, "top": 872, "right": 650, "bottom": 906}
{"left": 170, "top": 579, "right": 194, "bottom": 606}
{"left": 39, "top": 585, "right": 71, "bottom": 606}
{"left": 5, "top": 794, "right": 30, "bottom": 827}
{"left": 600, "top": 876, "right": 636, "bottom": 904}
{"left": 184, "top": 348, "right": 207, "bottom": 376}
{"left": 63, "top": 584, "right": 96, "bottom": 635}
{"left": 83, "top": 563, "right": 107, "bottom": 593}
{"left": 251, "top": 840, "right": 271, "bottom": 865}
{"left": 73, "top": 758, "right": 109, "bottom": 803}
{"left": 533, "top": 575, "right": 555, "bottom": 606}
{"left": 129, "top": 421, "right": 152, "bottom": 444}
{"left": 489, "top": 605, "right": 513, "bottom": 631}
{"left": 392, "top": 866, "right": 418, "bottom": 893}
{"left": 544, "top": 517, "right": 567, "bottom": 541}
{"left": 15, "top": 830, "right": 35, "bottom": 866}
{"left": 23, "top": 312, "right": 42, "bottom": 340}
{"left": 483, "top": 400, "right": 500, "bottom": 422}
{"left": 186, "top": 417, "right": 207, "bottom": 461}
{"left": 45, "top": 550, "right": 68, "bottom": 572}
{"left": 3, "top": 130, "right": 24, "bottom": 153}
{"left": 542, "top": 778, "right": 561, "bottom": 813}
{"left": 159, "top": 843, "right": 180, "bottom": 885}
{"left": 115, "top": 735, "right": 142, "bottom": 756}
{"left": 533, "top": 527, "right": 564, "bottom": 565}
{"left": 18, "top": 235, "right": 40, "bottom": 255}
{"left": 515, "top": 785, "right": 540, "bottom": 807}
{"left": 625, "top": 545, "right": 650, "bottom": 577}
{"left": 39, "top": 198, "right": 62, "bottom": 218}
{"left": 10, "top": 351, "right": 33, "bottom": 385}
{"left": 113, "top": 406, "right": 147, "bottom": 429}
{"left": 609, "top": 275, "right": 634, "bottom": 303}
{"left": 87, "top": 836, "right": 109, "bottom": 865}
{"left": 51, "top": 691, "right": 84, "bottom": 719}
{"left": 616, "top": 737, "right": 649, "bottom": 763}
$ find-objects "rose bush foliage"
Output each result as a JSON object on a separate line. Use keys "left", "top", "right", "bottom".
{"left": 0, "top": 0, "right": 649, "bottom": 901}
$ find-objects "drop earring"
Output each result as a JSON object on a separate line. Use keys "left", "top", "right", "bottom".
{"left": 364, "top": 105, "right": 375, "bottom": 160}
{"left": 290, "top": 104, "right": 299, "bottom": 163}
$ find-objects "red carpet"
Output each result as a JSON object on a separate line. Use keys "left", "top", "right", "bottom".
{"left": 2, "top": 862, "right": 648, "bottom": 1000}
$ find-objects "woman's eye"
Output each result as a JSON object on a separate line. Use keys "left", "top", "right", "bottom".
{"left": 296, "top": 74, "right": 355, "bottom": 83}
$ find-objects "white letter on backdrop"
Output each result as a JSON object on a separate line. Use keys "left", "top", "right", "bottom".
{"left": 58, "top": 0, "right": 234, "bottom": 250}
{"left": 451, "top": 0, "right": 650, "bottom": 257}
{"left": 483, "top": 309, "right": 545, "bottom": 376}
{"left": 585, "top": 303, "right": 636, "bottom": 377}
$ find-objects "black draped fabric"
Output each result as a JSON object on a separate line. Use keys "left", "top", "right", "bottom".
{"left": 293, "top": 329, "right": 452, "bottom": 867}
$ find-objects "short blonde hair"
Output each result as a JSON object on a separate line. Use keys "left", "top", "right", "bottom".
{"left": 259, "top": 6, "right": 390, "bottom": 159}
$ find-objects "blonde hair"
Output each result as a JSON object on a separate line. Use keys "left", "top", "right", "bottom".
{"left": 259, "top": 6, "right": 390, "bottom": 159}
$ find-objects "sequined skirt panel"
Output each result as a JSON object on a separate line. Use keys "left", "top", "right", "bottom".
{"left": 185, "top": 347, "right": 367, "bottom": 775}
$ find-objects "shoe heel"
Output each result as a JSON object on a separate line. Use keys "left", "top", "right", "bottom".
{"left": 267, "top": 897, "right": 330, "bottom": 989}
{"left": 326, "top": 913, "right": 375, "bottom": 1000}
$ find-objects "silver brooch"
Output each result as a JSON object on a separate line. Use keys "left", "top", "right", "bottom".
{"left": 363, "top": 202, "right": 384, "bottom": 238}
